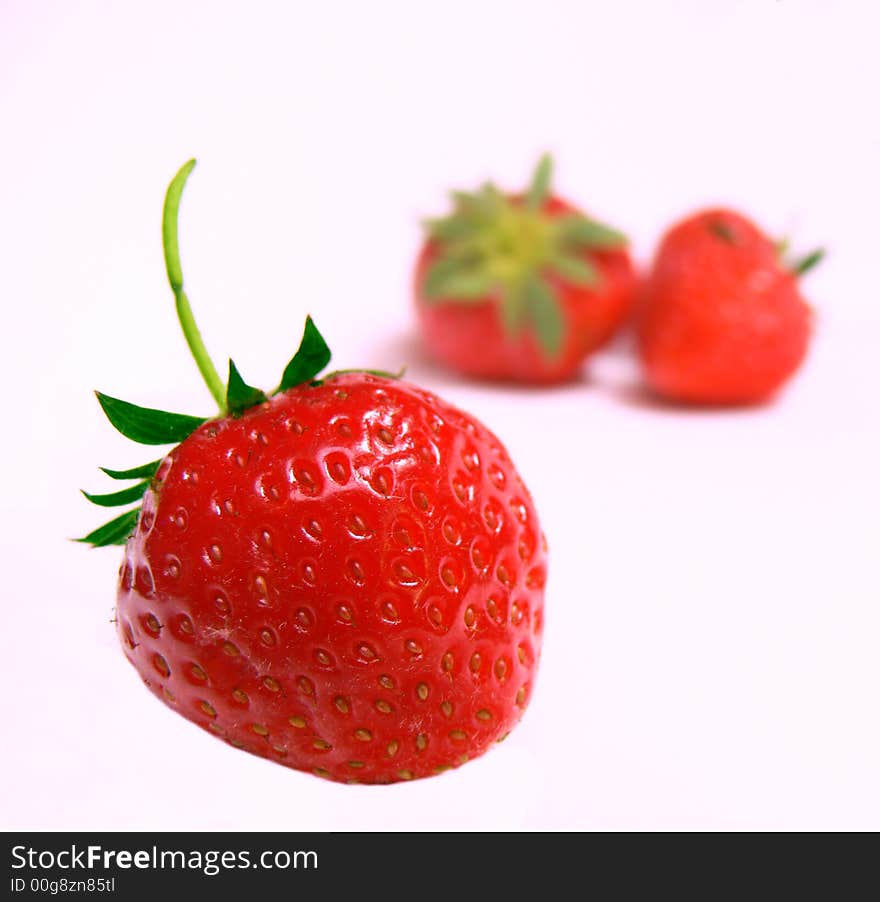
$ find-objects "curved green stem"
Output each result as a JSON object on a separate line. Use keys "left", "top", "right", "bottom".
{"left": 162, "top": 159, "right": 227, "bottom": 413}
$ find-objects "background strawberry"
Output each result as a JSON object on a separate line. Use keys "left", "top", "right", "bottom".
{"left": 637, "top": 208, "right": 822, "bottom": 405}
{"left": 414, "top": 155, "right": 636, "bottom": 383}
{"left": 80, "top": 160, "right": 546, "bottom": 784}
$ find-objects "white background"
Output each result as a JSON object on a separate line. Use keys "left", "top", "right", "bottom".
{"left": 2, "top": 0, "right": 878, "bottom": 830}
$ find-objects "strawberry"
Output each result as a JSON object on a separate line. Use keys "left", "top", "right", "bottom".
{"left": 414, "top": 155, "right": 636, "bottom": 383}
{"left": 80, "top": 160, "right": 546, "bottom": 784}
{"left": 637, "top": 208, "right": 823, "bottom": 405}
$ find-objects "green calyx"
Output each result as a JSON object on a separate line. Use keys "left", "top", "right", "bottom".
{"left": 422, "top": 154, "right": 626, "bottom": 358}
{"left": 716, "top": 222, "right": 825, "bottom": 278}
{"left": 80, "top": 159, "right": 388, "bottom": 547}
{"left": 789, "top": 248, "right": 825, "bottom": 277}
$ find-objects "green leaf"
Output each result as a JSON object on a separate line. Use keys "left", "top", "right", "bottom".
{"left": 226, "top": 359, "right": 267, "bottom": 416}
{"left": 499, "top": 281, "right": 528, "bottom": 335}
{"left": 525, "top": 154, "right": 553, "bottom": 212}
{"left": 77, "top": 508, "right": 140, "bottom": 547}
{"left": 277, "top": 316, "right": 332, "bottom": 391}
{"left": 96, "top": 392, "right": 206, "bottom": 445}
{"left": 791, "top": 248, "right": 825, "bottom": 277}
{"left": 425, "top": 214, "right": 481, "bottom": 243}
{"left": 557, "top": 215, "right": 626, "bottom": 249}
{"left": 100, "top": 459, "right": 163, "bottom": 480}
{"left": 82, "top": 481, "right": 150, "bottom": 508}
{"left": 552, "top": 254, "right": 599, "bottom": 286}
{"left": 423, "top": 259, "right": 494, "bottom": 301}
{"left": 525, "top": 276, "right": 565, "bottom": 359}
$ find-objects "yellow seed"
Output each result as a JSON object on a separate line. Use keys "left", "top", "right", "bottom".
{"left": 378, "top": 674, "right": 395, "bottom": 690}
{"left": 289, "top": 716, "right": 306, "bottom": 728}
{"left": 357, "top": 644, "right": 377, "bottom": 662}
{"left": 375, "top": 699, "right": 392, "bottom": 714}
{"left": 516, "top": 686, "right": 527, "bottom": 706}
{"left": 190, "top": 664, "right": 207, "bottom": 681}
{"left": 416, "top": 683, "right": 429, "bottom": 701}
{"left": 386, "top": 740, "right": 400, "bottom": 757}
{"left": 476, "top": 709, "right": 491, "bottom": 721}
{"left": 470, "top": 653, "right": 482, "bottom": 673}
{"left": 199, "top": 701, "right": 217, "bottom": 718}
{"left": 442, "top": 652, "right": 454, "bottom": 672}
{"left": 441, "top": 701, "right": 453, "bottom": 718}
{"left": 313, "top": 738, "right": 332, "bottom": 751}
{"left": 416, "top": 734, "right": 427, "bottom": 751}
{"left": 517, "top": 646, "right": 526, "bottom": 664}
{"left": 251, "top": 724, "right": 269, "bottom": 736}
{"left": 232, "top": 689, "right": 248, "bottom": 705}
{"left": 354, "top": 728, "right": 373, "bottom": 742}
{"left": 222, "top": 642, "right": 240, "bottom": 656}
{"left": 263, "top": 676, "right": 280, "bottom": 692}
{"left": 335, "top": 696, "right": 350, "bottom": 714}
{"left": 397, "top": 769, "right": 414, "bottom": 780}
{"left": 314, "top": 768, "right": 330, "bottom": 778}
{"left": 449, "top": 730, "right": 467, "bottom": 742}
{"left": 348, "top": 761, "right": 365, "bottom": 769}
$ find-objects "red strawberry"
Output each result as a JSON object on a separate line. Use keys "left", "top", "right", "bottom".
{"left": 415, "top": 155, "right": 636, "bottom": 384}
{"left": 80, "top": 160, "right": 546, "bottom": 784}
{"left": 637, "top": 208, "right": 822, "bottom": 405}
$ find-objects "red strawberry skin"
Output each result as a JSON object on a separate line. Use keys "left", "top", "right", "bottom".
{"left": 116, "top": 374, "right": 546, "bottom": 783}
{"left": 637, "top": 208, "right": 812, "bottom": 405}
{"left": 415, "top": 197, "right": 637, "bottom": 384}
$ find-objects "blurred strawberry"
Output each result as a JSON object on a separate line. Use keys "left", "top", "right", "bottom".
{"left": 415, "top": 155, "right": 636, "bottom": 383}
{"left": 637, "top": 208, "right": 822, "bottom": 405}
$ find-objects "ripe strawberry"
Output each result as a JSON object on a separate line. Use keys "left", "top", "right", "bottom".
{"left": 637, "top": 208, "right": 823, "bottom": 405}
{"left": 414, "top": 155, "right": 636, "bottom": 383}
{"left": 80, "top": 160, "right": 546, "bottom": 784}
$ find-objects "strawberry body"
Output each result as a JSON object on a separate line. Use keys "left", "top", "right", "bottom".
{"left": 416, "top": 196, "right": 637, "bottom": 384}
{"left": 116, "top": 373, "right": 546, "bottom": 783}
{"left": 637, "top": 209, "right": 813, "bottom": 405}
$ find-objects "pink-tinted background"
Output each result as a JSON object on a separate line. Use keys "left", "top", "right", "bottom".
{"left": 1, "top": 0, "right": 878, "bottom": 829}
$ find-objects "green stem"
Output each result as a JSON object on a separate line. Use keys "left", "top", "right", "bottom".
{"left": 162, "top": 159, "right": 227, "bottom": 413}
